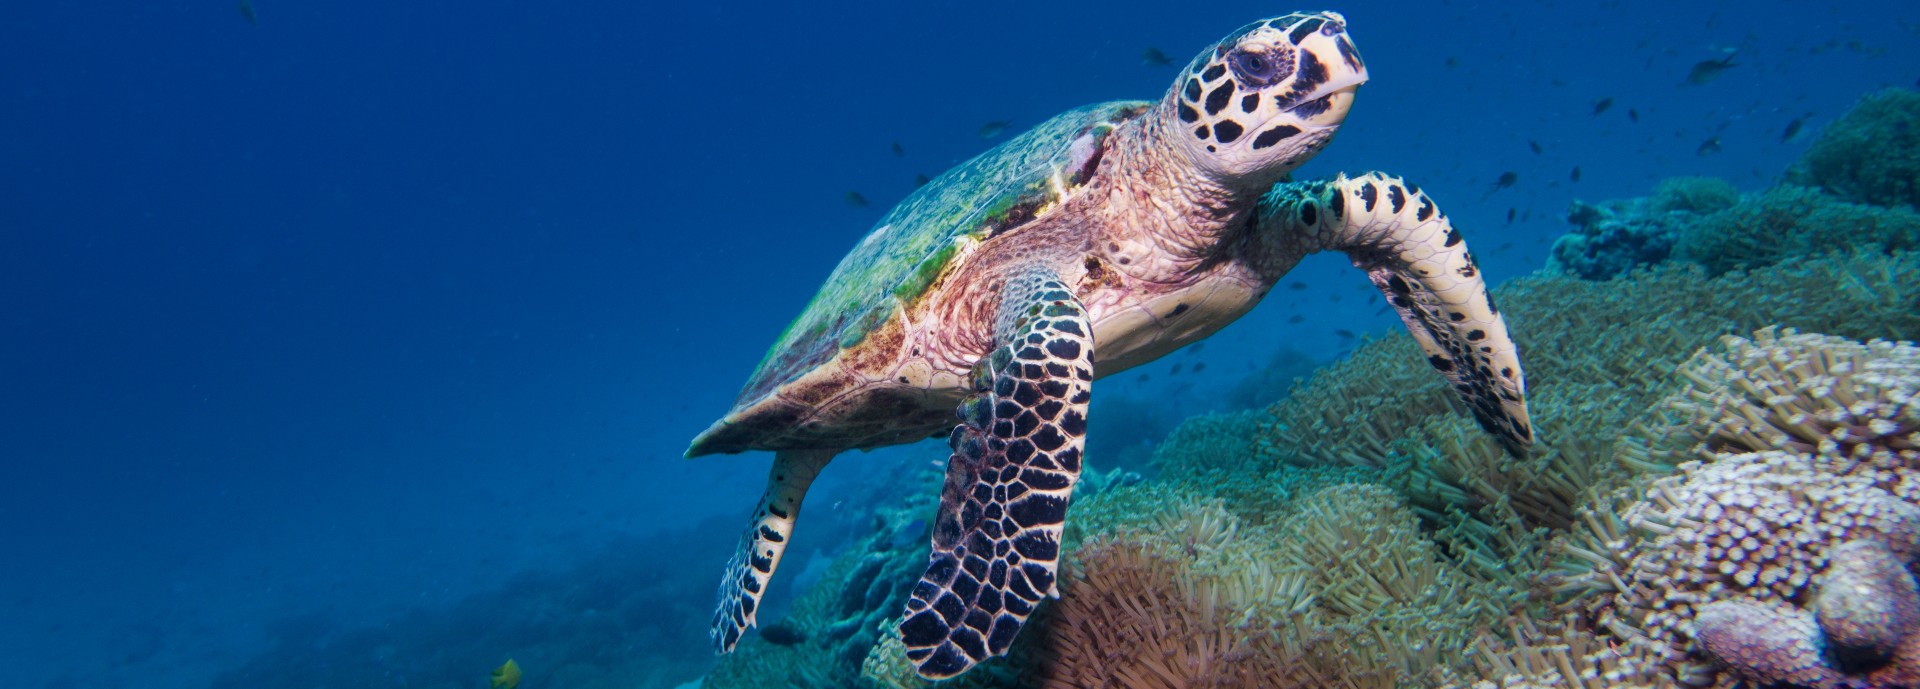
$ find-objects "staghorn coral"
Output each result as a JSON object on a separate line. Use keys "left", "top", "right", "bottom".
{"left": 1787, "top": 88, "right": 1920, "bottom": 211}
{"left": 1674, "top": 184, "right": 1920, "bottom": 276}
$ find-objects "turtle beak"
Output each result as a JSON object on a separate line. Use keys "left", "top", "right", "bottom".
{"left": 1284, "top": 14, "right": 1367, "bottom": 125}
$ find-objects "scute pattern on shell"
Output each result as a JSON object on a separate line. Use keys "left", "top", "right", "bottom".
{"left": 728, "top": 102, "right": 1150, "bottom": 409}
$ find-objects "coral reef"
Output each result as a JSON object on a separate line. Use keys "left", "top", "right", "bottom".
{"left": 1547, "top": 176, "right": 1739, "bottom": 280}
{"left": 1673, "top": 184, "right": 1920, "bottom": 275}
{"left": 858, "top": 485, "right": 1516, "bottom": 689}
{"left": 1787, "top": 88, "right": 1920, "bottom": 211}
{"left": 1544, "top": 329, "right": 1920, "bottom": 688}
{"left": 1553, "top": 179, "right": 1920, "bottom": 280}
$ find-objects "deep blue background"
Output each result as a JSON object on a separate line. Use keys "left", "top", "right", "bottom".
{"left": 3, "top": 1, "right": 1915, "bottom": 687}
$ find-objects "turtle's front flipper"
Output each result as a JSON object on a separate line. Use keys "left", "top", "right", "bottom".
{"left": 901, "top": 273, "right": 1093, "bottom": 679}
{"left": 1260, "top": 172, "right": 1533, "bottom": 454}
{"left": 711, "top": 448, "right": 835, "bottom": 654}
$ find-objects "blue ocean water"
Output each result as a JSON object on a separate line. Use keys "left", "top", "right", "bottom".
{"left": 1, "top": 2, "right": 1914, "bottom": 687}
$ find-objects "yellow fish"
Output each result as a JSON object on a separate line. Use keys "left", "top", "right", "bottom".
{"left": 490, "top": 659, "right": 521, "bottom": 689}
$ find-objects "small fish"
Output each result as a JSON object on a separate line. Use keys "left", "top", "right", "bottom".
{"left": 1186, "top": 341, "right": 1205, "bottom": 355}
{"left": 1191, "top": 362, "right": 1206, "bottom": 374}
{"left": 913, "top": 173, "right": 931, "bottom": 186}
{"left": 1506, "top": 208, "right": 1516, "bottom": 224}
{"left": 1287, "top": 314, "right": 1305, "bottom": 324}
{"left": 1374, "top": 305, "right": 1391, "bottom": 315}
{"left": 1141, "top": 47, "right": 1173, "bottom": 68}
{"left": 1169, "top": 363, "right": 1183, "bottom": 375}
{"left": 1687, "top": 51, "right": 1738, "bottom": 85}
{"left": 1528, "top": 140, "right": 1543, "bottom": 155}
{"left": 1445, "top": 56, "right": 1461, "bottom": 69}
{"left": 491, "top": 659, "right": 522, "bottom": 689}
{"left": 978, "top": 120, "right": 1013, "bottom": 139}
{"left": 1570, "top": 165, "right": 1581, "bottom": 182}
{"left": 1697, "top": 137, "right": 1723, "bottom": 156}
{"left": 1497, "top": 242, "right": 1515, "bottom": 252}
{"left": 1334, "top": 329, "right": 1356, "bottom": 339}
{"left": 1328, "top": 293, "right": 1341, "bottom": 303}
{"left": 1288, "top": 280, "right": 1308, "bottom": 290}
{"left": 1136, "top": 373, "right": 1151, "bottom": 382}
{"left": 845, "top": 191, "right": 871, "bottom": 208}
{"left": 890, "top": 141, "right": 905, "bottom": 157}
{"left": 1780, "top": 113, "right": 1812, "bottom": 143}
{"left": 1592, "top": 97, "right": 1614, "bottom": 116}
{"left": 1628, "top": 108, "right": 1640, "bottom": 123}
{"left": 1483, "top": 171, "right": 1518, "bottom": 199}
{"left": 238, "top": 0, "right": 257, "bottom": 25}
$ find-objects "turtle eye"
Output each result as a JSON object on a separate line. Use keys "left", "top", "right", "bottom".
{"left": 1229, "top": 49, "right": 1281, "bottom": 86}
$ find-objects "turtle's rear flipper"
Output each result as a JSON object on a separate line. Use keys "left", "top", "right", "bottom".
{"left": 711, "top": 448, "right": 835, "bottom": 654}
{"left": 900, "top": 273, "right": 1093, "bottom": 679}
{"left": 1262, "top": 172, "right": 1533, "bottom": 454}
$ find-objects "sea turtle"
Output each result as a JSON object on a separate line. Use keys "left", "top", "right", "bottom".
{"left": 690, "top": 11, "right": 1533, "bottom": 679}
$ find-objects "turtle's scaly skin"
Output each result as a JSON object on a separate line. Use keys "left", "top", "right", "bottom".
{"left": 696, "top": 12, "right": 1533, "bottom": 680}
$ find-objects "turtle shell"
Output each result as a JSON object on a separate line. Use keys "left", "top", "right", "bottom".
{"left": 702, "top": 101, "right": 1150, "bottom": 450}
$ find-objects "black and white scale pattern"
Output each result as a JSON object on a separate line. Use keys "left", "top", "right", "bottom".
{"left": 1258, "top": 171, "right": 1534, "bottom": 452}
{"left": 899, "top": 273, "right": 1093, "bottom": 678}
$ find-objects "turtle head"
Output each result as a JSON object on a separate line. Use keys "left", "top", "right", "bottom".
{"left": 1166, "top": 12, "right": 1367, "bottom": 185}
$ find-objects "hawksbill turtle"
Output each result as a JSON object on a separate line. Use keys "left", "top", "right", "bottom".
{"left": 689, "top": 11, "right": 1533, "bottom": 679}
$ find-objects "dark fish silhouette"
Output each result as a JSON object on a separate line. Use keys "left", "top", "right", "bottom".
{"left": 914, "top": 174, "right": 931, "bottom": 186}
{"left": 891, "top": 141, "right": 905, "bottom": 157}
{"left": 1287, "top": 314, "right": 1305, "bottom": 324}
{"left": 1687, "top": 52, "right": 1738, "bottom": 85}
{"left": 1506, "top": 208, "right": 1516, "bottom": 224}
{"left": 238, "top": 0, "right": 256, "bottom": 24}
{"left": 1186, "top": 341, "right": 1205, "bottom": 355}
{"left": 1483, "top": 171, "right": 1518, "bottom": 200}
{"left": 1169, "top": 363, "right": 1183, "bottom": 376}
{"left": 1592, "top": 97, "right": 1614, "bottom": 116}
{"left": 1446, "top": 56, "right": 1460, "bottom": 69}
{"left": 978, "top": 120, "right": 1013, "bottom": 139}
{"left": 1570, "top": 166, "right": 1582, "bottom": 182}
{"left": 1288, "top": 281, "right": 1308, "bottom": 290}
{"left": 1780, "top": 114, "right": 1813, "bottom": 143}
{"left": 1528, "top": 140, "right": 1543, "bottom": 154}
{"left": 1628, "top": 108, "right": 1640, "bottom": 123}
{"left": 1334, "top": 329, "right": 1356, "bottom": 339}
{"left": 845, "top": 191, "right": 871, "bottom": 208}
{"left": 1697, "top": 137, "right": 1723, "bottom": 156}
{"left": 1141, "top": 47, "right": 1174, "bottom": 68}
{"left": 1191, "top": 362, "right": 1206, "bottom": 374}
